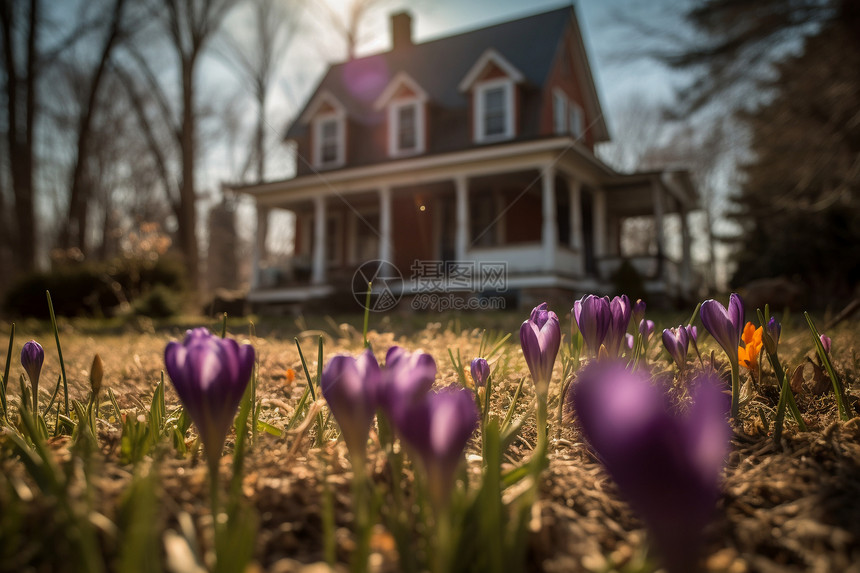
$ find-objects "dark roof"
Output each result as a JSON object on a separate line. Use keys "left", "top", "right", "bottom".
{"left": 286, "top": 5, "right": 584, "bottom": 138}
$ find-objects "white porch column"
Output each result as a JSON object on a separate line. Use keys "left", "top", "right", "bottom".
{"left": 680, "top": 206, "right": 692, "bottom": 298}
{"left": 542, "top": 165, "right": 558, "bottom": 270}
{"left": 652, "top": 180, "right": 665, "bottom": 259}
{"left": 311, "top": 195, "right": 326, "bottom": 284}
{"left": 251, "top": 204, "right": 269, "bottom": 290}
{"left": 379, "top": 185, "right": 392, "bottom": 263}
{"left": 455, "top": 174, "right": 469, "bottom": 260}
{"left": 567, "top": 177, "right": 582, "bottom": 250}
{"left": 592, "top": 188, "right": 607, "bottom": 258}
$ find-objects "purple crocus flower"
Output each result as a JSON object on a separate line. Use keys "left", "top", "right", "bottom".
{"left": 520, "top": 302, "right": 561, "bottom": 397}
{"left": 763, "top": 317, "right": 781, "bottom": 355}
{"left": 820, "top": 334, "right": 832, "bottom": 354}
{"left": 686, "top": 325, "right": 698, "bottom": 343}
{"left": 632, "top": 299, "right": 647, "bottom": 328}
{"left": 639, "top": 319, "right": 655, "bottom": 342}
{"left": 21, "top": 340, "right": 44, "bottom": 410}
{"left": 604, "top": 295, "right": 632, "bottom": 358}
{"left": 625, "top": 333, "right": 635, "bottom": 350}
{"left": 573, "top": 295, "right": 610, "bottom": 357}
{"left": 395, "top": 386, "right": 479, "bottom": 506}
{"left": 321, "top": 348, "right": 381, "bottom": 461}
{"left": 470, "top": 357, "right": 490, "bottom": 388}
{"left": 164, "top": 328, "right": 255, "bottom": 471}
{"left": 569, "top": 362, "right": 730, "bottom": 573}
{"left": 662, "top": 326, "right": 690, "bottom": 372}
{"left": 700, "top": 293, "right": 744, "bottom": 363}
{"left": 378, "top": 346, "right": 436, "bottom": 421}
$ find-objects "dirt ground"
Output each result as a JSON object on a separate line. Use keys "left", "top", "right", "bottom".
{"left": 1, "top": 314, "right": 858, "bottom": 572}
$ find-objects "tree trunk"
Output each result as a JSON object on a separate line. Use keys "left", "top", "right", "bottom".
{"left": 179, "top": 56, "right": 200, "bottom": 292}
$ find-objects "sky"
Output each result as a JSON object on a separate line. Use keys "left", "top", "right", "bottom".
{"left": 209, "top": 0, "right": 690, "bottom": 184}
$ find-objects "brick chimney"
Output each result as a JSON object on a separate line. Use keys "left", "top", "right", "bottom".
{"left": 391, "top": 11, "right": 413, "bottom": 50}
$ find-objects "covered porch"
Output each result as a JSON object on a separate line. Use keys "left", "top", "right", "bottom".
{"left": 232, "top": 139, "right": 698, "bottom": 305}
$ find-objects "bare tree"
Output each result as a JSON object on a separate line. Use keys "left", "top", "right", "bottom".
{"left": 119, "top": 0, "right": 237, "bottom": 293}
{"left": 59, "top": 0, "right": 130, "bottom": 256}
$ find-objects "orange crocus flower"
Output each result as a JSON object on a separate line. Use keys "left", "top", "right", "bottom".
{"left": 738, "top": 322, "right": 763, "bottom": 371}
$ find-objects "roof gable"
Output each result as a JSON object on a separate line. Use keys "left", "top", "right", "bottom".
{"left": 285, "top": 5, "right": 608, "bottom": 146}
{"left": 373, "top": 71, "right": 428, "bottom": 110}
{"left": 299, "top": 90, "right": 345, "bottom": 124}
{"left": 458, "top": 48, "right": 525, "bottom": 92}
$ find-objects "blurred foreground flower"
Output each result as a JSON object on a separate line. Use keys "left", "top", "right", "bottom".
{"left": 164, "top": 328, "right": 255, "bottom": 472}
{"left": 470, "top": 357, "right": 489, "bottom": 388}
{"left": 396, "top": 386, "right": 478, "bottom": 506}
{"left": 569, "top": 362, "right": 730, "bottom": 573}
{"left": 520, "top": 302, "right": 560, "bottom": 398}
{"left": 21, "top": 340, "right": 44, "bottom": 410}
{"left": 321, "top": 348, "right": 381, "bottom": 462}
{"left": 573, "top": 295, "right": 609, "bottom": 357}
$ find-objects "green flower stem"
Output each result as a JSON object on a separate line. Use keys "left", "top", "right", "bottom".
{"left": 767, "top": 350, "right": 806, "bottom": 431}
{"left": 533, "top": 391, "right": 548, "bottom": 473}
{"left": 434, "top": 504, "right": 453, "bottom": 573}
{"left": 209, "top": 465, "right": 223, "bottom": 566}
{"left": 350, "top": 459, "right": 371, "bottom": 573}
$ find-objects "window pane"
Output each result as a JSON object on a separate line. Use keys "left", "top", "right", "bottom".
{"left": 320, "top": 119, "right": 339, "bottom": 163}
{"left": 483, "top": 87, "right": 507, "bottom": 137}
{"left": 553, "top": 92, "right": 567, "bottom": 134}
{"left": 397, "top": 105, "right": 416, "bottom": 150}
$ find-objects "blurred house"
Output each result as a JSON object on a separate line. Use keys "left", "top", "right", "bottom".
{"left": 231, "top": 6, "right": 698, "bottom": 308}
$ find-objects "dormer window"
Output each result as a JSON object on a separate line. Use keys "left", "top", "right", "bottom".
{"left": 393, "top": 102, "right": 419, "bottom": 152}
{"left": 375, "top": 72, "right": 428, "bottom": 157}
{"left": 318, "top": 117, "right": 341, "bottom": 164}
{"left": 479, "top": 82, "right": 511, "bottom": 139}
{"left": 300, "top": 90, "right": 346, "bottom": 169}
{"left": 459, "top": 49, "right": 524, "bottom": 144}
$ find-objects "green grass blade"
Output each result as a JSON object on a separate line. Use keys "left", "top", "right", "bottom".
{"left": 804, "top": 312, "right": 849, "bottom": 420}
{"left": 46, "top": 291, "right": 70, "bottom": 417}
{"left": 1, "top": 322, "right": 13, "bottom": 421}
{"left": 294, "top": 338, "right": 316, "bottom": 401}
{"left": 220, "top": 312, "right": 228, "bottom": 338}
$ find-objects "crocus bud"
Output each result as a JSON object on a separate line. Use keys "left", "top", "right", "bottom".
{"left": 639, "top": 319, "right": 655, "bottom": 342}
{"left": 604, "top": 295, "right": 632, "bottom": 358}
{"left": 569, "top": 362, "right": 730, "bottom": 573}
{"left": 700, "top": 293, "right": 744, "bottom": 366}
{"left": 520, "top": 302, "right": 561, "bottom": 398}
{"left": 21, "top": 340, "right": 44, "bottom": 410}
{"left": 90, "top": 354, "right": 104, "bottom": 395}
{"left": 625, "top": 333, "right": 635, "bottom": 350}
{"left": 164, "top": 328, "right": 255, "bottom": 472}
{"left": 378, "top": 346, "right": 436, "bottom": 421}
{"left": 820, "top": 334, "right": 832, "bottom": 354}
{"left": 662, "top": 326, "right": 690, "bottom": 372}
{"left": 470, "top": 357, "right": 490, "bottom": 388}
{"left": 573, "top": 295, "right": 610, "bottom": 357}
{"left": 321, "top": 348, "right": 381, "bottom": 462}
{"left": 762, "top": 317, "right": 781, "bottom": 355}
{"left": 632, "top": 299, "right": 647, "bottom": 328}
{"left": 395, "top": 386, "right": 478, "bottom": 507}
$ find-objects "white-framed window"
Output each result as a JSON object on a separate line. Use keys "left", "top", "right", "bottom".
{"left": 569, "top": 100, "right": 585, "bottom": 140}
{"left": 313, "top": 113, "right": 345, "bottom": 168}
{"left": 553, "top": 89, "right": 567, "bottom": 135}
{"left": 474, "top": 79, "right": 515, "bottom": 143}
{"left": 388, "top": 99, "right": 425, "bottom": 157}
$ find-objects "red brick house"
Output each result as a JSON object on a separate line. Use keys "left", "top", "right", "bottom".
{"left": 231, "top": 6, "right": 698, "bottom": 307}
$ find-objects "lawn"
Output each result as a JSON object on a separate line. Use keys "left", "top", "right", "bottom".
{"left": 0, "top": 302, "right": 858, "bottom": 572}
